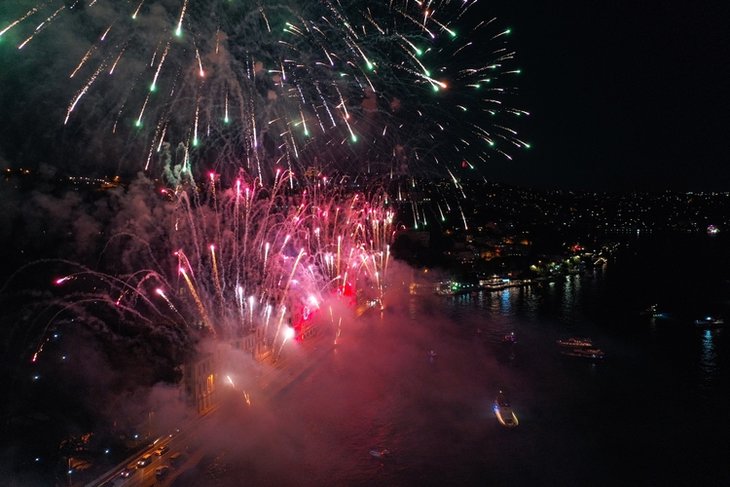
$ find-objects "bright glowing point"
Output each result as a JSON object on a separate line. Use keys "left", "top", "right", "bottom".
{"left": 149, "top": 84, "right": 157, "bottom": 92}
{"left": 284, "top": 327, "right": 295, "bottom": 340}
{"left": 193, "top": 138, "right": 199, "bottom": 147}
{"left": 175, "top": 27, "right": 182, "bottom": 37}
{"left": 223, "top": 117, "right": 230, "bottom": 124}
{"left": 134, "top": 120, "right": 142, "bottom": 128}
{"left": 350, "top": 134, "right": 358, "bottom": 142}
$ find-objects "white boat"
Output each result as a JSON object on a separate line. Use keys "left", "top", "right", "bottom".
{"left": 556, "top": 337, "right": 593, "bottom": 348}
{"left": 694, "top": 316, "right": 724, "bottom": 327}
{"left": 369, "top": 448, "right": 390, "bottom": 459}
{"left": 493, "top": 391, "right": 519, "bottom": 428}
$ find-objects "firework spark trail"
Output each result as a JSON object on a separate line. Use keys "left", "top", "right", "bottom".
{"left": 176, "top": 0, "right": 190, "bottom": 38}
{"left": 150, "top": 42, "right": 171, "bottom": 93}
{"left": 209, "top": 244, "right": 225, "bottom": 315}
{"left": 132, "top": 0, "right": 145, "bottom": 20}
{"left": 178, "top": 259, "right": 214, "bottom": 334}
{"left": 0, "top": 7, "right": 38, "bottom": 38}
{"left": 155, "top": 287, "right": 184, "bottom": 320}
{"left": 69, "top": 45, "right": 96, "bottom": 79}
{"left": 65, "top": 62, "right": 106, "bottom": 125}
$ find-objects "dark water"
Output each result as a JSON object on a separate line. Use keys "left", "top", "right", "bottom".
{"left": 182, "top": 234, "right": 730, "bottom": 487}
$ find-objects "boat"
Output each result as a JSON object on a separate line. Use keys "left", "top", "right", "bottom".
{"left": 493, "top": 391, "right": 519, "bottom": 428}
{"left": 641, "top": 304, "right": 668, "bottom": 319}
{"left": 369, "top": 448, "right": 390, "bottom": 459}
{"left": 556, "top": 337, "right": 593, "bottom": 348}
{"left": 502, "top": 332, "right": 517, "bottom": 344}
{"left": 694, "top": 316, "right": 724, "bottom": 327}
{"left": 640, "top": 304, "right": 658, "bottom": 316}
{"left": 560, "top": 347, "right": 605, "bottom": 360}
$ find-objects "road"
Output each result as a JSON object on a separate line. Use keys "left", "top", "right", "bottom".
{"left": 87, "top": 332, "right": 336, "bottom": 487}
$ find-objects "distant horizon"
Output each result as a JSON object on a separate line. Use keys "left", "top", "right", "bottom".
{"left": 5, "top": 163, "right": 730, "bottom": 195}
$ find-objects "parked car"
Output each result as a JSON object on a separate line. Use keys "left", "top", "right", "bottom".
{"left": 155, "top": 465, "right": 171, "bottom": 479}
{"left": 169, "top": 452, "right": 183, "bottom": 466}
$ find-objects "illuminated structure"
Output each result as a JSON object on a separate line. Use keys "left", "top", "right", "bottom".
{"left": 181, "top": 351, "right": 218, "bottom": 415}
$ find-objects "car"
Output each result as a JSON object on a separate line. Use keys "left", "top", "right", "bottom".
{"left": 155, "top": 465, "right": 171, "bottom": 479}
{"left": 120, "top": 460, "right": 137, "bottom": 477}
{"left": 137, "top": 453, "right": 153, "bottom": 468}
{"left": 169, "top": 452, "right": 183, "bottom": 466}
{"left": 154, "top": 444, "right": 169, "bottom": 456}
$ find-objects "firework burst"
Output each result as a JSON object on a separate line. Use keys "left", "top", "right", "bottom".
{"left": 1, "top": 1, "right": 527, "bottom": 180}
{"left": 23, "top": 171, "right": 395, "bottom": 363}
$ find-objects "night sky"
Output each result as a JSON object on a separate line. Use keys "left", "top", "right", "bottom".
{"left": 487, "top": 1, "right": 730, "bottom": 191}
{"left": 1, "top": 1, "right": 729, "bottom": 191}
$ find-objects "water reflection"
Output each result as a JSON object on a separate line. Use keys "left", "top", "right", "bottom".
{"left": 499, "top": 289, "right": 512, "bottom": 314}
{"left": 700, "top": 329, "right": 718, "bottom": 389}
{"left": 559, "top": 275, "right": 583, "bottom": 325}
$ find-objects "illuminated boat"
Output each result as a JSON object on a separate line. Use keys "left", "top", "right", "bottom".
{"left": 640, "top": 304, "right": 658, "bottom": 316}
{"left": 694, "top": 316, "right": 724, "bottom": 327}
{"left": 641, "top": 304, "right": 668, "bottom": 319}
{"left": 493, "top": 391, "right": 519, "bottom": 428}
{"left": 560, "top": 347, "right": 606, "bottom": 360}
{"left": 369, "top": 448, "right": 390, "bottom": 459}
{"left": 556, "top": 337, "right": 593, "bottom": 348}
{"left": 502, "top": 332, "right": 517, "bottom": 344}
